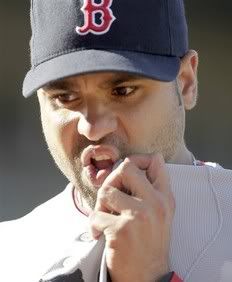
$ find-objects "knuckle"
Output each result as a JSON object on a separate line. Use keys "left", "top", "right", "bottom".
{"left": 97, "top": 185, "right": 119, "bottom": 207}
{"left": 88, "top": 213, "right": 101, "bottom": 239}
{"left": 107, "top": 237, "right": 118, "bottom": 249}
{"left": 117, "top": 223, "right": 131, "bottom": 239}
{"left": 118, "top": 158, "right": 132, "bottom": 175}
{"left": 115, "top": 217, "right": 134, "bottom": 239}
{"left": 88, "top": 212, "right": 96, "bottom": 225}
{"left": 134, "top": 207, "right": 151, "bottom": 224}
{"left": 152, "top": 191, "right": 175, "bottom": 222}
{"left": 97, "top": 187, "right": 108, "bottom": 205}
{"left": 101, "top": 184, "right": 112, "bottom": 194}
{"left": 155, "top": 192, "right": 175, "bottom": 219}
{"left": 120, "top": 158, "right": 132, "bottom": 171}
{"left": 153, "top": 197, "right": 171, "bottom": 222}
{"left": 156, "top": 206, "right": 167, "bottom": 221}
{"left": 88, "top": 212, "right": 98, "bottom": 229}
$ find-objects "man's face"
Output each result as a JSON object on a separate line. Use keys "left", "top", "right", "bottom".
{"left": 37, "top": 72, "right": 185, "bottom": 209}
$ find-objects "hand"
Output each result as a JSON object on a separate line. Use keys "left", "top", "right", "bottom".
{"left": 89, "top": 153, "right": 175, "bottom": 282}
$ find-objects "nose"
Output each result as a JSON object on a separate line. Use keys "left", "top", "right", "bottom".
{"left": 77, "top": 107, "right": 118, "bottom": 141}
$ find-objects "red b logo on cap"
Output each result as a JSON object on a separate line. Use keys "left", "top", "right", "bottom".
{"left": 76, "top": 0, "right": 116, "bottom": 35}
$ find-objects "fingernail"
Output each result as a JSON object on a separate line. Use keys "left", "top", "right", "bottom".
{"left": 112, "top": 158, "right": 123, "bottom": 170}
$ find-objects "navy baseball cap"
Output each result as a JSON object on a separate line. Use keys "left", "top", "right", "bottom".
{"left": 23, "top": 0, "right": 188, "bottom": 97}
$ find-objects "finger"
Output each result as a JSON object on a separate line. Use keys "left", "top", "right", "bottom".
{"left": 95, "top": 185, "right": 143, "bottom": 213}
{"left": 89, "top": 211, "right": 117, "bottom": 239}
{"left": 126, "top": 153, "right": 171, "bottom": 195}
{"left": 145, "top": 154, "right": 174, "bottom": 211}
{"left": 101, "top": 159, "right": 153, "bottom": 201}
{"left": 148, "top": 154, "right": 170, "bottom": 195}
{"left": 126, "top": 153, "right": 163, "bottom": 182}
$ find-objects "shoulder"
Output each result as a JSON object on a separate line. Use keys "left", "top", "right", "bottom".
{"left": 0, "top": 183, "right": 84, "bottom": 281}
{"left": 167, "top": 162, "right": 232, "bottom": 190}
{"left": 0, "top": 183, "right": 77, "bottom": 233}
{"left": 0, "top": 183, "right": 80, "bottom": 258}
{"left": 167, "top": 164, "right": 232, "bottom": 280}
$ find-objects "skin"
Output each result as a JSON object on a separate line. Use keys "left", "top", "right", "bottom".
{"left": 37, "top": 50, "right": 198, "bottom": 281}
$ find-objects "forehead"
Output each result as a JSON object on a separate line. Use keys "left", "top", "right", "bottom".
{"left": 43, "top": 72, "right": 148, "bottom": 91}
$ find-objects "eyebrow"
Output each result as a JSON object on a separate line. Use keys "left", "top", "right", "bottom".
{"left": 42, "top": 73, "right": 145, "bottom": 92}
{"left": 43, "top": 80, "right": 73, "bottom": 92}
{"left": 100, "top": 73, "right": 144, "bottom": 88}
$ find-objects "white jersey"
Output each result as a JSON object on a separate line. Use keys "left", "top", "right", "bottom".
{"left": 0, "top": 163, "right": 232, "bottom": 282}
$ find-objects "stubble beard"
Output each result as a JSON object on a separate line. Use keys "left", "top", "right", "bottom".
{"left": 71, "top": 137, "right": 134, "bottom": 210}
{"left": 70, "top": 115, "right": 183, "bottom": 210}
{"left": 46, "top": 87, "right": 184, "bottom": 210}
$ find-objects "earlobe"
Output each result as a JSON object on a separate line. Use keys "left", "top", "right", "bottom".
{"left": 177, "top": 50, "right": 199, "bottom": 110}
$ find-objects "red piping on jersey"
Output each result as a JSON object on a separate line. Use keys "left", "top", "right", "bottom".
{"left": 171, "top": 272, "right": 183, "bottom": 282}
{"left": 72, "top": 187, "right": 89, "bottom": 217}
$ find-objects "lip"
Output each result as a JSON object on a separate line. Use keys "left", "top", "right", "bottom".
{"left": 83, "top": 164, "right": 113, "bottom": 188}
{"left": 81, "top": 144, "right": 120, "bottom": 167}
{"left": 81, "top": 145, "right": 120, "bottom": 188}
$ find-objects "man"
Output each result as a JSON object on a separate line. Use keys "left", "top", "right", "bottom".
{"left": 0, "top": 0, "right": 232, "bottom": 281}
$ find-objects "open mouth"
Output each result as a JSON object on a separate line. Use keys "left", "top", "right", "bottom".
{"left": 81, "top": 145, "right": 120, "bottom": 188}
{"left": 91, "top": 155, "right": 114, "bottom": 171}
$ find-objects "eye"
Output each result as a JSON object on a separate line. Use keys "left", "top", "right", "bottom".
{"left": 112, "top": 86, "right": 137, "bottom": 97}
{"left": 53, "top": 92, "right": 80, "bottom": 104}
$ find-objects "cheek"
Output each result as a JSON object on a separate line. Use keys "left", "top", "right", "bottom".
{"left": 41, "top": 109, "right": 79, "bottom": 157}
{"left": 118, "top": 93, "right": 174, "bottom": 148}
{"left": 119, "top": 99, "right": 161, "bottom": 142}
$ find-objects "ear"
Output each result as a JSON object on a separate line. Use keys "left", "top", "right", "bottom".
{"left": 177, "top": 50, "right": 199, "bottom": 110}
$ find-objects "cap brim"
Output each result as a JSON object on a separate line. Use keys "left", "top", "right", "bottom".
{"left": 23, "top": 49, "right": 180, "bottom": 97}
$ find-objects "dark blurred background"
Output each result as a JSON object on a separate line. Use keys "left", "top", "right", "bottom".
{"left": 0, "top": 1, "right": 231, "bottom": 221}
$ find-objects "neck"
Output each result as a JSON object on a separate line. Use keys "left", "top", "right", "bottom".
{"left": 168, "top": 143, "right": 195, "bottom": 165}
